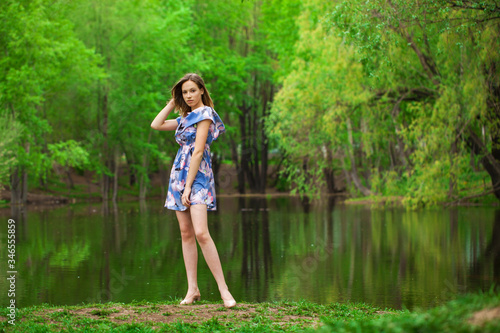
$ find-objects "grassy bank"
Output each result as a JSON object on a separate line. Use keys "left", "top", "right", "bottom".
{"left": 344, "top": 193, "right": 500, "bottom": 208}
{"left": 1, "top": 292, "right": 499, "bottom": 332}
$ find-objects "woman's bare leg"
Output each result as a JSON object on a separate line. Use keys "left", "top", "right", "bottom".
{"left": 176, "top": 210, "right": 200, "bottom": 300}
{"left": 190, "top": 204, "right": 235, "bottom": 305}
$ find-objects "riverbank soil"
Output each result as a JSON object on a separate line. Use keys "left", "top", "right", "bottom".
{"left": 468, "top": 306, "right": 500, "bottom": 326}
{"left": 0, "top": 300, "right": 393, "bottom": 332}
{"left": 9, "top": 303, "right": 325, "bottom": 330}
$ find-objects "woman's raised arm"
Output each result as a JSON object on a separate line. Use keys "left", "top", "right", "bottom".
{"left": 151, "top": 99, "right": 179, "bottom": 131}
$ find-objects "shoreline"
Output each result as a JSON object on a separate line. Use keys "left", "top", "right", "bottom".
{"left": 2, "top": 188, "right": 499, "bottom": 210}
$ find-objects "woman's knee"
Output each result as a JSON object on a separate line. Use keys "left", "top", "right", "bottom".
{"left": 180, "top": 228, "right": 195, "bottom": 241}
{"left": 195, "top": 230, "right": 212, "bottom": 245}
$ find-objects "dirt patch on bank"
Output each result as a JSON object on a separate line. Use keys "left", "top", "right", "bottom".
{"left": 468, "top": 307, "right": 500, "bottom": 326}
{"left": 35, "top": 303, "right": 321, "bottom": 329}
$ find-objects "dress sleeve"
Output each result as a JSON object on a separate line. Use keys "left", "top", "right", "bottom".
{"left": 184, "top": 106, "right": 226, "bottom": 142}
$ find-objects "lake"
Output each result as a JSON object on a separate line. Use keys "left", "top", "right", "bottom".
{"left": 1, "top": 196, "right": 498, "bottom": 310}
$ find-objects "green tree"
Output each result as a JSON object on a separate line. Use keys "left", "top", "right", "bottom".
{"left": 330, "top": 0, "right": 500, "bottom": 205}
{"left": 0, "top": 115, "right": 23, "bottom": 190}
{"left": 67, "top": 0, "right": 196, "bottom": 200}
{"left": 192, "top": 0, "right": 301, "bottom": 193}
{"left": 269, "top": 0, "right": 500, "bottom": 207}
{"left": 268, "top": 0, "right": 371, "bottom": 200}
{"left": 0, "top": 0, "right": 101, "bottom": 204}
{"left": 48, "top": 140, "right": 90, "bottom": 190}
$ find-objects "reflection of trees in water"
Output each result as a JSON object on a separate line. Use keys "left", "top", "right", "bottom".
{"left": 240, "top": 197, "right": 273, "bottom": 300}
{"left": 301, "top": 195, "right": 311, "bottom": 213}
{"left": 469, "top": 209, "right": 500, "bottom": 290}
{"left": 10, "top": 204, "right": 26, "bottom": 222}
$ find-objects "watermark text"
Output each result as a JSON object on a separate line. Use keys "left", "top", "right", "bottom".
{"left": 7, "top": 219, "right": 17, "bottom": 325}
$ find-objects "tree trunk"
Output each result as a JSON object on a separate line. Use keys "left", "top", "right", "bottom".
{"left": 212, "top": 152, "right": 221, "bottom": 193}
{"left": 10, "top": 167, "right": 22, "bottom": 205}
{"left": 139, "top": 170, "right": 147, "bottom": 200}
{"left": 112, "top": 148, "right": 119, "bottom": 202}
{"left": 229, "top": 133, "right": 245, "bottom": 194}
{"left": 66, "top": 169, "right": 75, "bottom": 189}
{"left": 323, "top": 145, "right": 336, "bottom": 194}
{"left": 239, "top": 106, "right": 256, "bottom": 191}
{"left": 251, "top": 105, "right": 261, "bottom": 193}
{"left": 11, "top": 142, "right": 30, "bottom": 205}
{"left": 260, "top": 83, "right": 274, "bottom": 193}
{"left": 20, "top": 142, "right": 30, "bottom": 204}
{"left": 11, "top": 167, "right": 28, "bottom": 205}
{"left": 448, "top": 139, "right": 457, "bottom": 199}
{"left": 346, "top": 117, "right": 371, "bottom": 196}
{"left": 99, "top": 79, "right": 111, "bottom": 201}
{"left": 301, "top": 157, "right": 311, "bottom": 212}
{"left": 124, "top": 150, "right": 137, "bottom": 187}
{"left": 260, "top": 116, "right": 268, "bottom": 194}
{"left": 21, "top": 166, "right": 28, "bottom": 204}
{"left": 139, "top": 132, "right": 152, "bottom": 200}
{"left": 466, "top": 129, "right": 500, "bottom": 199}
{"left": 159, "top": 157, "right": 168, "bottom": 200}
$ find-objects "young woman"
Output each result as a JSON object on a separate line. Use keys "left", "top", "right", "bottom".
{"left": 151, "top": 73, "right": 236, "bottom": 308}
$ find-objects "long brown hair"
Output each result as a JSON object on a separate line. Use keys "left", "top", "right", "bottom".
{"left": 171, "top": 73, "right": 214, "bottom": 117}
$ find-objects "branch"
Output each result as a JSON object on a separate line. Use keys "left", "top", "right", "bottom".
{"left": 372, "top": 87, "right": 438, "bottom": 103}
{"left": 371, "top": 5, "right": 441, "bottom": 86}
{"left": 445, "top": 0, "right": 500, "bottom": 13}
{"left": 467, "top": 128, "right": 500, "bottom": 175}
{"left": 445, "top": 184, "right": 500, "bottom": 206}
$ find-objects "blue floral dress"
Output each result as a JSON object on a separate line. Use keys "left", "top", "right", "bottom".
{"left": 165, "top": 105, "right": 225, "bottom": 211}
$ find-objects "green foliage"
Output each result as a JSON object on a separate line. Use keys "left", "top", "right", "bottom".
{"left": 2, "top": 0, "right": 499, "bottom": 205}
{"left": 0, "top": 0, "right": 102, "bottom": 195}
{"left": 0, "top": 115, "right": 23, "bottom": 189}
{"left": 268, "top": 0, "right": 371, "bottom": 198}
{"left": 268, "top": 0, "right": 500, "bottom": 206}
{"left": 48, "top": 140, "right": 90, "bottom": 170}
{"left": 320, "top": 291, "right": 500, "bottom": 333}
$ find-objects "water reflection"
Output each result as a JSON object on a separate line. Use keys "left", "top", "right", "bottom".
{"left": 239, "top": 197, "right": 272, "bottom": 299}
{"left": 469, "top": 209, "right": 500, "bottom": 288}
{"left": 0, "top": 198, "right": 497, "bottom": 310}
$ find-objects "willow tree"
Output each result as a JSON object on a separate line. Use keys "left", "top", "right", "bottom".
{"left": 268, "top": 0, "right": 371, "bottom": 199}
{"left": 270, "top": 0, "right": 500, "bottom": 206}
{"left": 331, "top": 0, "right": 500, "bottom": 205}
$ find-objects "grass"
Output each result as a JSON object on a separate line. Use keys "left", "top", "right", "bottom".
{"left": 1, "top": 292, "right": 499, "bottom": 332}
{"left": 318, "top": 291, "right": 500, "bottom": 333}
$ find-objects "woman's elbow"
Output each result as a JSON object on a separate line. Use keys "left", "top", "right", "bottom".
{"left": 192, "top": 150, "right": 204, "bottom": 159}
{"left": 151, "top": 122, "right": 159, "bottom": 130}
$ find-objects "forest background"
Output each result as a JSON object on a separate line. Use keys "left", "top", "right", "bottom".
{"left": 1, "top": 0, "right": 500, "bottom": 208}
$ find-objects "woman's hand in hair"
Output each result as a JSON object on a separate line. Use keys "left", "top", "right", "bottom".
{"left": 151, "top": 100, "right": 177, "bottom": 131}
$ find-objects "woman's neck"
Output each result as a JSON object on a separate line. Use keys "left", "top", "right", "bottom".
{"left": 190, "top": 103, "right": 205, "bottom": 111}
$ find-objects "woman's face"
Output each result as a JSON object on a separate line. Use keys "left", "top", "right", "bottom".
{"left": 181, "top": 80, "right": 204, "bottom": 110}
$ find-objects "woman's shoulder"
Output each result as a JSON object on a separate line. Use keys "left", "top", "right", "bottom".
{"left": 188, "top": 105, "right": 216, "bottom": 120}
{"left": 178, "top": 106, "right": 212, "bottom": 129}
{"left": 194, "top": 105, "right": 214, "bottom": 115}
{"left": 182, "top": 106, "right": 225, "bottom": 139}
